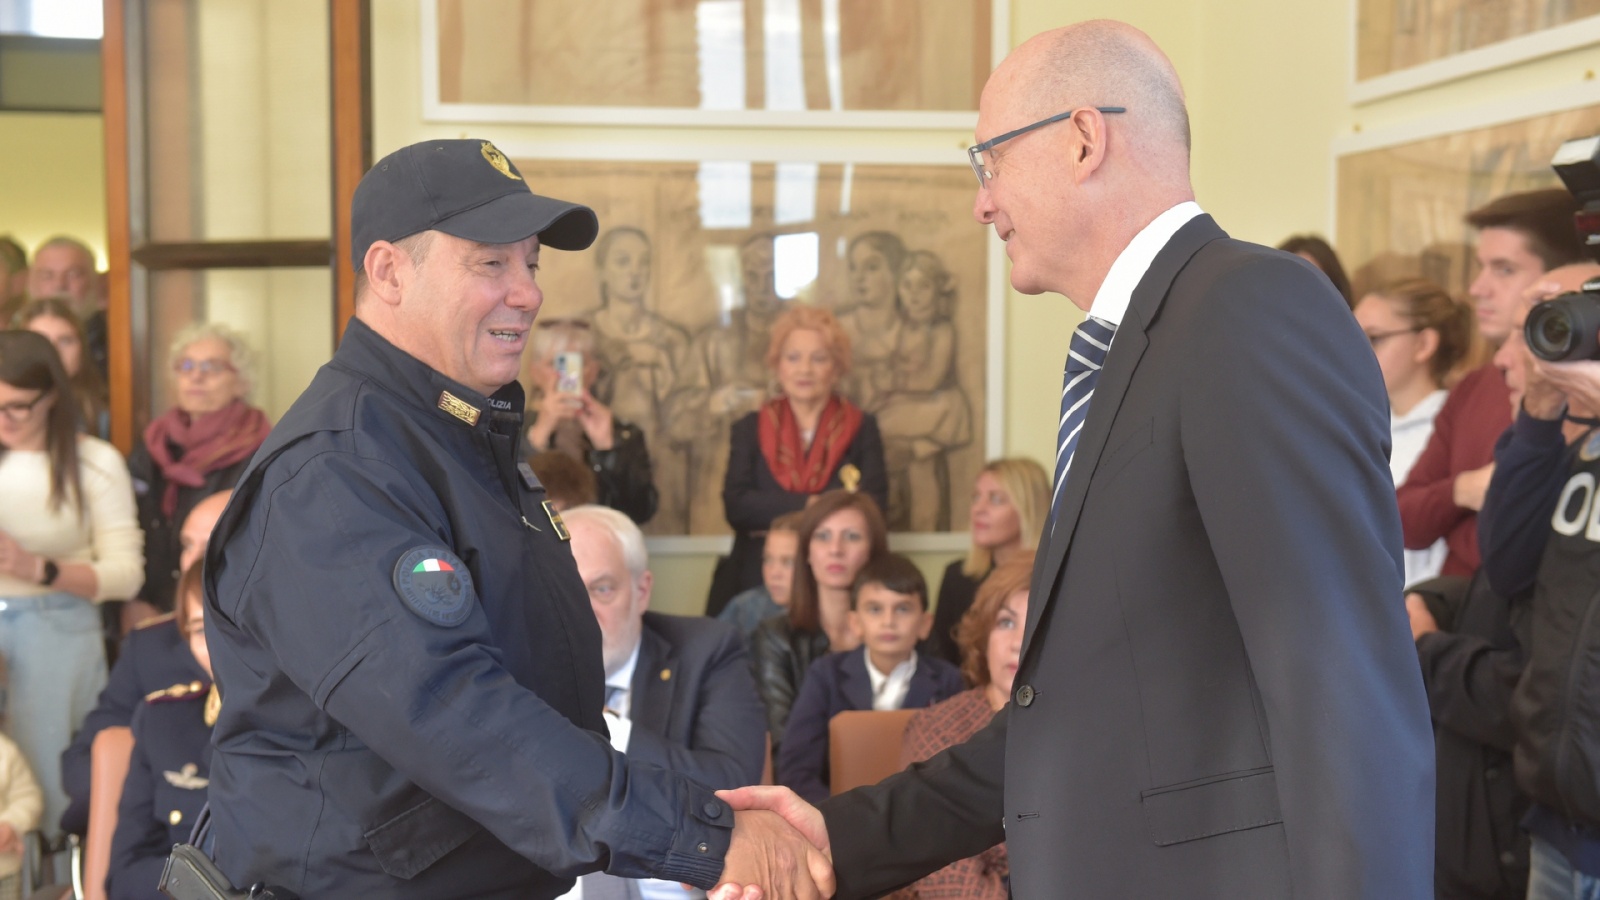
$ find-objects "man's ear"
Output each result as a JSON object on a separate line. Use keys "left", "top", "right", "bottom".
{"left": 362, "top": 241, "right": 408, "bottom": 307}
{"left": 847, "top": 610, "right": 864, "bottom": 640}
{"left": 634, "top": 569, "right": 653, "bottom": 613}
{"left": 1070, "top": 108, "right": 1112, "bottom": 183}
{"left": 916, "top": 610, "right": 934, "bottom": 641}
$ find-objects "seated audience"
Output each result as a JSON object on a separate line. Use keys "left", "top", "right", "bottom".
{"left": 16, "top": 297, "right": 110, "bottom": 438}
{"left": 711, "top": 305, "right": 888, "bottom": 617}
{"left": 0, "top": 331, "right": 142, "bottom": 834}
{"left": 717, "top": 511, "right": 802, "bottom": 640}
{"left": 0, "top": 728, "right": 41, "bottom": 900}
{"left": 777, "top": 553, "right": 962, "bottom": 804}
{"left": 751, "top": 490, "right": 887, "bottom": 756}
{"left": 524, "top": 319, "right": 658, "bottom": 524}
{"left": 927, "top": 458, "right": 1048, "bottom": 667}
{"left": 59, "top": 491, "right": 228, "bottom": 835}
{"left": 128, "top": 323, "right": 269, "bottom": 613}
{"left": 27, "top": 236, "right": 105, "bottom": 379}
{"left": 892, "top": 553, "right": 1033, "bottom": 900}
{"left": 527, "top": 450, "right": 598, "bottom": 512}
{"left": 561, "top": 505, "right": 766, "bottom": 900}
{"left": 107, "top": 562, "right": 215, "bottom": 900}
{"left": 1353, "top": 279, "right": 1476, "bottom": 586}
{"left": 1278, "top": 233, "right": 1354, "bottom": 307}
{"left": 0, "top": 236, "right": 25, "bottom": 325}
{"left": 1475, "top": 262, "right": 1600, "bottom": 900}
{"left": 1398, "top": 189, "right": 1584, "bottom": 578}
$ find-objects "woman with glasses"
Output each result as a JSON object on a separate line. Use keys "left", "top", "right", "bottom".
{"left": 128, "top": 323, "right": 270, "bottom": 614}
{"left": 0, "top": 330, "right": 142, "bottom": 833}
{"left": 14, "top": 297, "right": 110, "bottom": 439}
{"left": 1353, "top": 278, "right": 1478, "bottom": 585}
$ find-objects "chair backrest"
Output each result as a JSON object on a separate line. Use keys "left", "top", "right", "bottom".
{"left": 828, "top": 709, "right": 917, "bottom": 795}
{"left": 85, "top": 727, "right": 133, "bottom": 900}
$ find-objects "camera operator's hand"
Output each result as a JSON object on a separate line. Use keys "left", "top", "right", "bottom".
{"left": 1405, "top": 592, "right": 1439, "bottom": 641}
{"left": 1509, "top": 275, "right": 1600, "bottom": 419}
{"left": 1533, "top": 357, "right": 1600, "bottom": 419}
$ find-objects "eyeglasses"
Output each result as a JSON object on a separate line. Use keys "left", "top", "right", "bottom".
{"left": 968, "top": 106, "right": 1126, "bottom": 186}
{"left": 1366, "top": 328, "right": 1420, "bottom": 347}
{"left": 0, "top": 391, "right": 50, "bottom": 423}
{"left": 173, "top": 358, "right": 237, "bottom": 378}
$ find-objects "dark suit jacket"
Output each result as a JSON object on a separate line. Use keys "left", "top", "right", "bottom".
{"left": 624, "top": 611, "right": 768, "bottom": 790}
{"left": 777, "top": 649, "right": 964, "bottom": 803}
{"left": 711, "top": 407, "right": 888, "bottom": 614}
{"left": 820, "top": 215, "right": 1435, "bottom": 898}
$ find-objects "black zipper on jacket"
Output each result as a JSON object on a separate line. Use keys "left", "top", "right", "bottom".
{"left": 1551, "top": 586, "right": 1600, "bottom": 825}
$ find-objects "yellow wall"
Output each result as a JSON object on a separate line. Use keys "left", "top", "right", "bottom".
{"left": 0, "top": 112, "right": 106, "bottom": 266}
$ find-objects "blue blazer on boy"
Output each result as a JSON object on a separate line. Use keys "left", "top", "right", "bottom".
{"left": 778, "top": 647, "right": 964, "bottom": 804}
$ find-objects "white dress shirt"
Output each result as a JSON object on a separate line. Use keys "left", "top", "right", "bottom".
{"left": 863, "top": 647, "right": 920, "bottom": 711}
{"left": 1391, "top": 390, "right": 1450, "bottom": 587}
{"left": 1086, "top": 201, "right": 1204, "bottom": 329}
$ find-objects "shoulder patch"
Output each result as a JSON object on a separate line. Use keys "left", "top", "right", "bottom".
{"left": 392, "top": 546, "right": 475, "bottom": 627}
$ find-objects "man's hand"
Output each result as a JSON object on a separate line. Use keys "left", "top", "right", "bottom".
{"left": 1452, "top": 463, "right": 1495, "bottom": 512}
{"left": 710, "top": 786, "right": 834, "bottom": 900}
{"left": 1534, "top": 357, "right": 1600, "bottom": 418}
{"left": 709, "top": 809, "right": 834, "bottom": 900}
{"left": 1404, "top": 593, "right": 1438, "bottom": 640}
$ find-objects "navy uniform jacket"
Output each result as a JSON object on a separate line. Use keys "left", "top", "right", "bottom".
{"left": 107, "top": 681, "right": 214, "bottom": 900}
{"left": 60, "top": 616, "right": 206, "bottom": 834}
{"left": 202, "top": 319, "right": 731, "bottom": 899}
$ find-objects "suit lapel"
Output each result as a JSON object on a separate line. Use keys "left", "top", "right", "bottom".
{"left": 903, "top": 658, "right": 935, "bottom": 708}
{"left": 841, "top": 649, "right": 874, "bottom": 711}
{"left": 1021, "top": 215, "right": 1228, "bottom": 664}
{"left": 629, "top": 625, "right": 675, "bottom": 734}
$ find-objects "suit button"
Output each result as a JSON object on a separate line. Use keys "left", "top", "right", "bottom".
{"left": 703, "top": 801, "right": 723, "bottom": 819}
{"left": 697, "top": 842, "right": 709, "bottom": 854}
{"left": 169, "top": 810, "right": 183, "bottom": 826}
{"left": 1015, "top": 684, "right": 1035, "bottom": 707}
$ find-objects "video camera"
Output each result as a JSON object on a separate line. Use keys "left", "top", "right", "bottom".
{"left": 1523, "top": 134, "right": 1600, "bottom": 361}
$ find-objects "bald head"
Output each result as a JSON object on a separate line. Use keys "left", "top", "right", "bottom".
{"left": 179, "top": 490, "right": 233, "bottom": 573}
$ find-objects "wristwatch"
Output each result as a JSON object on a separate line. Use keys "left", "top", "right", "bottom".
{"left": 39, "top": 559, "right": 59, "bottom": 587}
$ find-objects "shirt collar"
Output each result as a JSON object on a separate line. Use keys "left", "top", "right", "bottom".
{"left": 1392, "top": 389, "right": 1449, "bottom": 429}
{"left": 1087, "top": 201, "right": 1204, "bottom": 328}
{"left": 334, "top": 317, "right": 526, "bottom": 434}
{"left": 863, "top": 646, "right": 917, "bottom": 690}
{"left": 607, "top": 638, "right": 642, "bottom": 698}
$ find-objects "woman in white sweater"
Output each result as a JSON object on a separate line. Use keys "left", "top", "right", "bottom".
{"left": 0, "top": 331, "right": 142, "bottom": 834}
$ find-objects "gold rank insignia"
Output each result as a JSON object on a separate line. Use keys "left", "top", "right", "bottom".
{"left": 480, "top": 142, "right": 523, "bottom": 181}
{"left": 840, "top": 463, "right": 861, "bottom": 493}
{"left": 543, "top": 500, "right": 570, "bottom": 541}
{"left": 205, "top": 684, "right": 221, "bottom": 727}
{"left": 163, "top": 763, "right": 209, "bottom": 790}
{"left": 437, "top": 391, "right": 481, "bottom": 426}
{"left": 146, "top": 681, "right": 206, "bottom": 703}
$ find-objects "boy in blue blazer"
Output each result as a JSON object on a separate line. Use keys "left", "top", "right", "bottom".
{"left": 778, "top": 553, "right": 965, "bottom": 803}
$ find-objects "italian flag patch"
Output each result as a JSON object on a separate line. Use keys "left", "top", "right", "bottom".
{"left": 413, "top": 558, "right": 455, "bottom": 573}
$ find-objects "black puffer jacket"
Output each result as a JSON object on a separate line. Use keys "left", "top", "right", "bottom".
{"left": 748, "top": 616, "right": 831, "bottom": 756}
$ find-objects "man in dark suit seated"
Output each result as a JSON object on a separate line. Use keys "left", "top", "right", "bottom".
{"left": 711, "top": 18, "right": 1434, "bottom": 900}
{"left": 562, "top": 505, "right": 767, "bottom": 900}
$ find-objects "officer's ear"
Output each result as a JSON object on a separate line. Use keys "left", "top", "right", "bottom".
{"left": 361, "top": 240, "right": 408, "bottom": 308}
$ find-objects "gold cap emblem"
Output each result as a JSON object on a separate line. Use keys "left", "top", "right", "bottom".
{"left": 438, "top": 391, "right": 481, "bottom": 426}
{"left": 480, "top": 142, "right": 522, "bottom": 181}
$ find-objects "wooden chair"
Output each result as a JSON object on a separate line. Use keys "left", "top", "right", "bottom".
{"left": 84, "top": 727, "right": 133, "bottom": 900}
{"left": 827, "top": 709, "right": 917, "bottom": 795}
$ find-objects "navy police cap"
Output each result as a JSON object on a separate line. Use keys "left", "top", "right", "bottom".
{"left": 350, "top": 139, "right": 599, "bottom": 272}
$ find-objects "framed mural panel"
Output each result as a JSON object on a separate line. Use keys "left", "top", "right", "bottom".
{"left": 511, "top": 156, "right": 989, "bottom": 538}
{"left": 424, "top": 0, "right": 1005, "bottom": 127}
{"left": 1352, "top": 0, "right": 1600, "bottom": 101}
{"left": 1335, "top": 99, "right": 1600, "bottom": 302}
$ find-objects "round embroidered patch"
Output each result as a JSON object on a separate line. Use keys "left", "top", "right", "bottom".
{"left": 392, "top": 546, "right": 475, "bottom": 627}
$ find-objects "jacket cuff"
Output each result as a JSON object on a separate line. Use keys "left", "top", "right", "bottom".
{"left": 1513, "top": 407, "right": 1566, "bottom": 444}
{"left": 653, "top": 789, "right": 734, "bottom": 889}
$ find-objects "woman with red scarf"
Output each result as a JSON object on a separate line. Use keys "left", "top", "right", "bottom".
{"left": 128, "top": 323, "right": 270, "bottom": 612}
{"left": 715, "top": 305, "right": 888, "bottom": 614}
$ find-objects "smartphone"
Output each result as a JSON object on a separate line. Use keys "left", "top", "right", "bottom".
{"left": 554, "top": 351, "right": 584, "bottom": 395}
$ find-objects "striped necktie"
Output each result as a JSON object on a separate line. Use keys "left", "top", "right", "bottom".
{"left": 1054, "top": 316, "right": 1116, "bottom": 509}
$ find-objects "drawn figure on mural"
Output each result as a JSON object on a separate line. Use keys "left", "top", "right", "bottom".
{"left": 666, "top": 233, "right": 786, "bottom": 534}
{"left": 585, "top": 226, "right": 690, "bottom": 532}
{"left": 837, "top": 231, "right": 907, "bottom": 414}
{"left": 875, "top": 249, "right": 974, "bottom": 531}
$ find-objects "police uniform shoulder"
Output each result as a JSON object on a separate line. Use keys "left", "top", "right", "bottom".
{"left": 132, "top": 612, "right": 176, "bottom": 631}
{"left": 144, "top": 680, "right": 208, "bottom": 704}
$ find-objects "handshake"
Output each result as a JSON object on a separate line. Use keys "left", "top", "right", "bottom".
{"left": 707, "top": 785, "right": 837, "bottom": 900}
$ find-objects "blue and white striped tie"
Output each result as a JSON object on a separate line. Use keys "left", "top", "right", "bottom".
{"left": 1054, "top": 316, "right": 1116, "bottom": 509}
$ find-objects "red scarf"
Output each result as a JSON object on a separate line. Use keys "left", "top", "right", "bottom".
{"left": 757, "top": 394, "right": 864, "bottom": 494}
{"left": 143, "top": 399, "right": 271, "bottom": 517}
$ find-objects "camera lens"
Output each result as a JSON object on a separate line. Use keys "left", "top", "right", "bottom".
{"left": 1525, "top": 292, "right": 1600, "bottom": 362}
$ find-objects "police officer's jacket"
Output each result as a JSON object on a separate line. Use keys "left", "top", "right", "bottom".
{"left": 108, "top": 680, "right": 215, "bottom": 900}
{"left": 202, "top": 318, "right": 732, "bottom": 899}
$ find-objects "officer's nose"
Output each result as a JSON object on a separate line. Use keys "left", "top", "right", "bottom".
{"left": 507, "top": 269, "right": 542, "bottom": 313}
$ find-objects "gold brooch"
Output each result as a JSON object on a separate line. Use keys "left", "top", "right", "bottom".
{"left": 840, "top": 464, "right": 861, "bottom": 493}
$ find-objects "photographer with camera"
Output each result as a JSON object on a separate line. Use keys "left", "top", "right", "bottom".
{"left": 1478, "top": 223, "right": 1600, "bottom": 896}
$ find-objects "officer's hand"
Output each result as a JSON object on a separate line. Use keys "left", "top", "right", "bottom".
{"left": 710, "top": 803, "right": 834, "bottom": 900}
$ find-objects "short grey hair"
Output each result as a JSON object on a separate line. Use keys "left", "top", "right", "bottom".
{"left": 168, "top": 321, "right": 256, "bottom": 396}
{"left": 562, "top": 504, "right": 648, "bottom": 578}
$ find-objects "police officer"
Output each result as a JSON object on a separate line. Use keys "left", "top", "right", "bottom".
{"left": 108, "top": 563, "right": 217, "bottom": 900}
{"left": 201, "top": 139, "right": 827, "bottom": 899}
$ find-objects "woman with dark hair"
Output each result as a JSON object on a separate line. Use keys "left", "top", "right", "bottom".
{"left": 711, "top": 304, "right": 888, "bottom": 615}
{"left": 891, "top": 554, "right": 1033, "bottom": 900}
{"left": 128, "top": 322, "right": 270, "bottom": 612}
{"left": 0, "top": 330, "right": 142, "bottom": 831}
{"left": 108, "top": 561, "right": 215, "bottom": 900}
{"left": 1278, "top": 234, "right": 1354, "bottom": 307}
{"left": 15, "top": 297, "right": 109, "bottom": 438}
{"left": 749, "top": 489, "right": 888, "bottom": 752}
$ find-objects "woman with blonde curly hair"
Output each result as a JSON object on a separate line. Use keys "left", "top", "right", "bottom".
{"left": 708, "top": 304, "right": 888, "bottom": 616}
